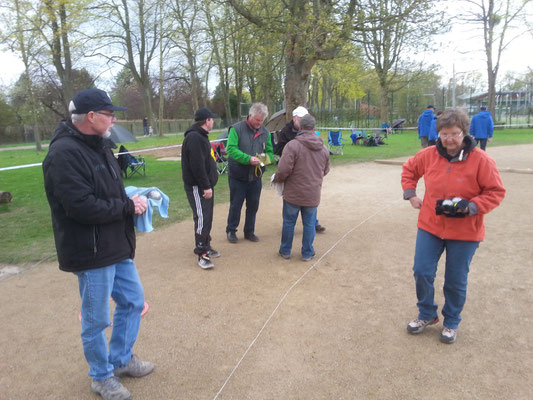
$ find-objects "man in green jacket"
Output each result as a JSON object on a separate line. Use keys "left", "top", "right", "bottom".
{"left": 226, "top": 103, "right": 274, "bottom": 243}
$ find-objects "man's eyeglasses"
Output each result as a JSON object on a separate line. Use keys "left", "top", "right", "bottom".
{"left": 439, "top": 131, "right": 463, "bottom": 139}
{"left": 95, "top": 111, "right": 116, "bottom": 120}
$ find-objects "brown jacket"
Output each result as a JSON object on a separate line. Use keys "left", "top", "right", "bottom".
{"left": 273, "top": 130, "right": 330, "bottom": 207}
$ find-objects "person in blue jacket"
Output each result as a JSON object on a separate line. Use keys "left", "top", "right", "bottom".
{"left": 417, "top": 105, "right": 435, "bottom": 148}
{"left": 469, "top": 106, "right": 494, "bottom": 151}
{"left": 428, "top": 110, "right": 442, "bottom": 146}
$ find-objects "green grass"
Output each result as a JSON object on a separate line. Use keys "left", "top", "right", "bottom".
{"left": 0, "top": 128, "right": 532, "bottom": 264}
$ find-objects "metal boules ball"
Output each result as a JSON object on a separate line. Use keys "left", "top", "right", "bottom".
{"left": 148, "top": 190, "right": 161, "bottom": 200}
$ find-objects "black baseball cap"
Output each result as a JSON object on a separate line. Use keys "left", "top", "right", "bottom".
{"left": 69, "top": 88, "right": 127, "bottom": 114}
{"left": 194, "top": 107, "right": 218, "bottom": 121}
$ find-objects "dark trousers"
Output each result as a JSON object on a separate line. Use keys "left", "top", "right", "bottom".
{"left": 226, "top": 176, "right": 262, "bottom": 235}
{"left": 475, "top": 138, "right": 488, "bottom": 151}
{"left": 185, "top": 184, "right": 214, "bottom": 255}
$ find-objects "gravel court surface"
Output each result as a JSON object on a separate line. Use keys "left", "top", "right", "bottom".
{"left": 0, "top": 145, "right": 531, "bottom": 399}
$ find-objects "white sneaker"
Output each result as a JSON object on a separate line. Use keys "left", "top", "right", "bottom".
{"left": 440, "top": 327, "right": 457, "bottom": 344}
{"left": 198, "top": 254, "right": 214, "bottom": 269}
{"left": 207, "top": 248, "right": 220, "bottom": 258}
{"left": 406, "top": 316, "right": 439, "bottom": 334}
{"left": 91, "top": 376, "right": 131, "bottom": 400}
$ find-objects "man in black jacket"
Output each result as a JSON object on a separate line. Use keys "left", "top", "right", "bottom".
{"left": 43, "top": 88, "right": 153, "bottom": 400}
{"left": 181, "top": 108, "right": 220, "bottom": 269}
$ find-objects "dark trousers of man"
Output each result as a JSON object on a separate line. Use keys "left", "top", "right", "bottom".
{"left": 475, "top": 138, "right": 487, "bottom": 151}
{"left": 226, "top": 176, "right": 261, "bottom": 236}
{"left": 185, "top": 184, "right": 214, "bottom": 255}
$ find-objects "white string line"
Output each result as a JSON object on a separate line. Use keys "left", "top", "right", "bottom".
{"left": 212, "top": 198, "right": 403, "bottom": 400}
{"left": 0, "top": 139, "right": 229, "bottom": 172}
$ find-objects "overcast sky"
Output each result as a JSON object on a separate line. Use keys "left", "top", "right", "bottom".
{"left": 1, "top": 5, "right": 532, "bottom": 92}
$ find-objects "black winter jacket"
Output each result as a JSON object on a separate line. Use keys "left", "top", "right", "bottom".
{"left": 274, "top": 120, "right": 298, "bottom": 156}
{"left": 181, "top": 125, "right": 218, "bottom": 191}
{"left": 43, "top": 121, "right": 136, "bottom": 272}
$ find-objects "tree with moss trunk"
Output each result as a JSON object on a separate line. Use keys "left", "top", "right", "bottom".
{"left": 227, "top": 0, "right": 357, "bottom": 120}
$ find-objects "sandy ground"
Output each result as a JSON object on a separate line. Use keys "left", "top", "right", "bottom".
{"left": 1, "top": 145, "right": 532, "bottom": 400}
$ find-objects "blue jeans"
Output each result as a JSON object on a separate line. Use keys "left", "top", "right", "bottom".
{"left": 475, "top": 138, "right": 488, "bottom": 151}
{"left": 413, "top": 229, "right": 479, "bottom": 329}
{"left": 226, "top": 176, "right": 262, "bottom": 235}
{"left": 280, "top": 201, "right": 317, "bottom": 259}
{"left": 74, "top": 259, "right": 145, "bottom": 380}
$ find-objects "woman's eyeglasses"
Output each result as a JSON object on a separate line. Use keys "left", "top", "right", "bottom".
{"left": 439, "top": 131, "right": 463, "bottom": 139}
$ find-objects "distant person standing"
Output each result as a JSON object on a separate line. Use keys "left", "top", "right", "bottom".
{"left": 43, "top": 88, "right": 153, "bottom": 400}
{"left": 428, "top": 110, "right": 442, "bottom": 146}
{"left": 181, "top": 108, "right": 220, "bottom": 269}
{"left": 418, "top": 105, "right": 435, "bottom": 148}
{"left": 142, "top": 116, "right": 149, "bottom": 136}
{"left": 273, "top": 114, "right": 330, "bottom": 261}
{"left": 225, "top": 103, "right": 274, "bottom": 243}
{"left": 469, "top": 106, "right": 494, "bottom": 151}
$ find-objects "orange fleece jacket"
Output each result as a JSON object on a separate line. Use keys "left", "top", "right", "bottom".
{"left": 402, "top": 146, "right": 505, "bottom": 241}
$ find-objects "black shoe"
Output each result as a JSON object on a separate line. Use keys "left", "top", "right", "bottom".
{"left": 244, "top": 233, "right": 260, "bottom": 242}
{"left": 227, "top": 231, "right": 238, "bottom": 243}
{"left": 315, "top": 224, "right": 326, "bottom": 233}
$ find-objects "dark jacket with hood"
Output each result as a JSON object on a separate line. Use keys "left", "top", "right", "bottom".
{"left": 273, "top": 130, "right": 330, "bottom": 207}
{"left": 181, "top": 124, "right": 218, "bottom": 191}
{"left": 43, "top": 120, "right": 136, "bottom": 272}
{"left": 275, "top": 120, "right": 298, "bottom": 156}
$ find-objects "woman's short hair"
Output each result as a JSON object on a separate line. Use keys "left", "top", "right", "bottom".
{"left": 249, "top": 103, "right": 268, "bottom": 119}
{"left": 437, "top": 109, "right": 469, "bottom": 134}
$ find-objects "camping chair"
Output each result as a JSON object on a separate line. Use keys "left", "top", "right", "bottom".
{"left": 117, "top": 145, "right": 145, "bottom": 178}
{"left": 349, "top": 126, "right": 364, "bottom": 145}
{"left": 211, "top": 141, "right": 228, "bottom": 175}
{"left": 328, "top": 130, "right": 346, "bottom": 155}
{"left": 372, "top": 129, "right": 387, "bottom": 145}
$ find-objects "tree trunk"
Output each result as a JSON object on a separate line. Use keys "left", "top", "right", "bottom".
{"left": 284, "top": 35, "right": 314, "bottom": 121}
{"left": 158, "top": 12, "right": 164, "bottom": 137}
{"left": 14, "top": 0, "right": 42, "bottom": 151}
{"left": 379, "top": 83, "right": 389, "bottom": 123}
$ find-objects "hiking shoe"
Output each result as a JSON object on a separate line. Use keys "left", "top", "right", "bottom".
{"left": 440, "top": 327, "right": 457, "bottom": 344}
{"left": 315, "top": 224, "right": 326, "bottom": 233}
{"left": 278, "top": 250, "right": 290, "bottom": 259}
{"left": 406, "top": 316, "right": 439, "bottom": 334}
{"left": 114, "top": 354, "right": 155, "bottom": 378}
{"left": 91, "top": 376, "right": 131, "bottom": 400}
{"left": 301, "top": 252, "right": 316, "bottom": 262}
{"left": 198, "top": 254, "right": 214, "bottom": 270}
{"left": 207, "top": 248, "right": 220, "bottom": 258}
{"left": 244, "top": 233, "right": 260, "bottom": 242}
{"left": 227, "top": 231, "right": 238, "bottom": 243}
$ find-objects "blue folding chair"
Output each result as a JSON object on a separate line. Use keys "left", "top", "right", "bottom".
{"left": 117, "top": 145, "right": 146, "bottom": 178}
{"left": 328, "top": 130, "right": 345, "bottom": 155}
{"left": 350, "top": 125, "right": 364, "bottom": 145}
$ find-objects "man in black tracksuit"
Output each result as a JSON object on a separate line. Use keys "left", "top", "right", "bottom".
{"left": 181, "top": 108, "right": 220, "bottom": 269}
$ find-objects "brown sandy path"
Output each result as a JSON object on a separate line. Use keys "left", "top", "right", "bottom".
{"left": 0, "top": 145, "right": 531, "bottom": 399}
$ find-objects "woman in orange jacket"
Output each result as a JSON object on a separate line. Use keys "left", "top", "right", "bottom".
{"left": 401, "top": 109, "right": 505, "bottom": 344}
